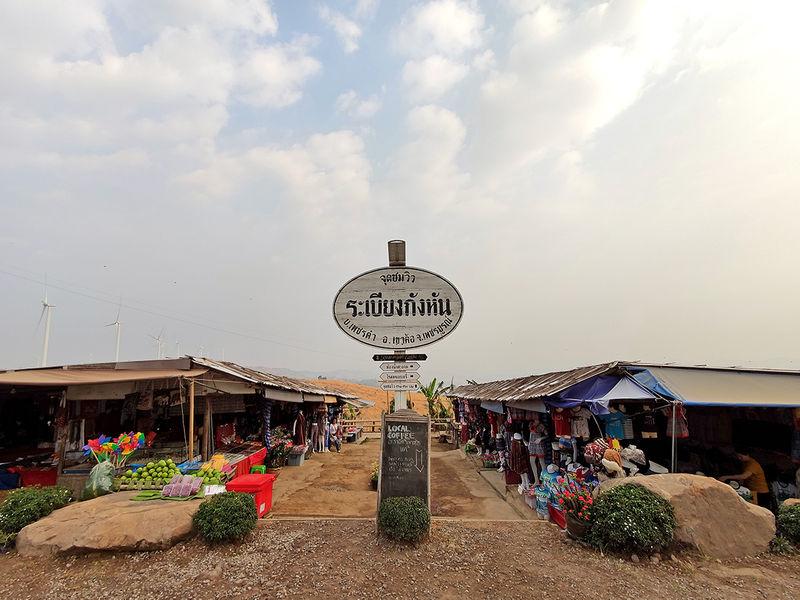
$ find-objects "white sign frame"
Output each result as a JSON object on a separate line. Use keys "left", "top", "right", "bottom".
{"left": 332, "top": 266, "right": 464, "bottom": 350}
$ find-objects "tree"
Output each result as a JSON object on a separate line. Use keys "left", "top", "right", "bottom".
{"left": 418, "top": 378, "right": 453, "bottom": 419}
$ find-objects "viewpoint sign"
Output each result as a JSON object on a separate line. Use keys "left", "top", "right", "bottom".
{"left": 332, "top": 267, "right": 464, "bottom": 350}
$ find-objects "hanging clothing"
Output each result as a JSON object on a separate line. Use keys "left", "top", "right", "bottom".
{"left": 666, "top": 404, "right": 689, "bottom": 438}
{"left": 621, "top": 416, "right": 635, "bottom": 439}
{"left": 570, "top": 407, "right": 591, "bottom": 439}
{"left": 508, "top": 439, "right": 533, "bottom": 476}
{"left": 638, "top": 410, "right": 659, "bottom": 439}
{"left": 293, "top": 411, "right": 307, "bottom": 446}
{"left": 552, "top": 410, "right": 572, "bottom": 437}
{"left": 527, "top": 422, "right": 548, "bottom": 457}
{"left": 600, "top": 411, "right": 626, "bottom": 439}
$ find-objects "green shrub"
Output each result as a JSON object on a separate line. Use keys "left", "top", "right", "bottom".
{"left": 378, "top": 496, "right": 430, "bottom": 542}
{"left": 587, "top": 484, "right": 676, "bottom": 554}
{"left": 0, "top": 486, "right": 72, "bottom": 536}
{"left": 770, "top": 535, "right": 796, "bottom": 555}
{"left": 193, "top": 492, "right": 258, "bottom": 543}
{"left": 777, "top": 504, "right": 800, "bottom": 544}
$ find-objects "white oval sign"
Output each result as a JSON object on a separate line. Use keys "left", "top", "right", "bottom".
{"left": 333, "top": 267, "right": 463, "bottom": 350}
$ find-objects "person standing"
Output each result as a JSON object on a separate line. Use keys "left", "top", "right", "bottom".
{"left": 329, "top": 419, "right": 342, "bottom": 453}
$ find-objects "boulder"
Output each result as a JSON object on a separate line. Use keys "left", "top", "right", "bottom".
{"left": 600, "top": 474, "right": 775, "bottom": 559}
{"left": 782, "top": 498, "right": 800, "bottom": 508}
{"left": 16, "top": 491, "right": 199, "bottom": 556}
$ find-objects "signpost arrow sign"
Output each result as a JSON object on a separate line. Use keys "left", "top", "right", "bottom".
{"left": 380, "top": 382, "right": 420, "bottom": 392}
{"left": 380, "top": 361, "right": 420, "bottom": 372}
{"left": 372, "top": 353, "right": 427, "bottom": 362}
{"left": 379, "top": 371, "right": 420, "bottom": 382}
{"left": 415, "top": 449, "right": 424, "bottom": 473}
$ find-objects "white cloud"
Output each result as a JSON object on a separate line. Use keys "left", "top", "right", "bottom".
{"left": 394, "top": 0, "right": 484, "bottom": 57}
{"left": 111, "top": 0, "right": 279, "bottom": 36}
{"left": 336, "top": 90, "right": 382, "bottom": 119}
{"left": 180, "top": 130, "right": 371, "bottom": 219}
{"left": 394, "top": 1, "right": 486, "bottom": 101}
{"left": 318, "top": 5, "right": 362, "bottom": 53}
{"left": 401, "top": 55, "right": 468, "bottom": 101}
{"left": 237, "top": 37, "right": 321, "bottom": 107}
{"left": 388, "top": 105, "right": 469, "bottom": 212}
{"left": 353, "top": 0, "right": 379, "bottom": 20}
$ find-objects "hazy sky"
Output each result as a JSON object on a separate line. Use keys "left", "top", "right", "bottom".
{"left": 1, "top": 1, "right": 799, "bottom": 384}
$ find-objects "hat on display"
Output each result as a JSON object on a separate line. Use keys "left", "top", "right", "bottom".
{"left": 546, "top": 464, "right": 558, "bottom": 474}
{"left": 513, "top": 433, "right": 523, "bottom": 441}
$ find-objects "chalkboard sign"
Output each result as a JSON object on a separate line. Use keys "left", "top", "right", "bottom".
{"left": 379, "top": 410, "right": 430, "bottom": 507}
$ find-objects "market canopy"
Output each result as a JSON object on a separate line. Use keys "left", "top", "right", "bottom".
{"left": 549, "top": 374, "right": 657, "bottom": 414}
{"left": 0, "top": 368, "right": 208, "bottom": 387}
{"left": 638, "top": 366, "right": 800, "bottom": 407}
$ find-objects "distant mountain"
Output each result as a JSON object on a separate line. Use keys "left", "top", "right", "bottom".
{"left": 253, "top": 366, "right": 376, "bottom": 386}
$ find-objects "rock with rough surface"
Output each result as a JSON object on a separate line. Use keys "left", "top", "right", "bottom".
{"left": 600, "top": 474, "right": 775, "bottom": 559}
{"left": 16, "top": 491, "right": 199, "bottom": 556}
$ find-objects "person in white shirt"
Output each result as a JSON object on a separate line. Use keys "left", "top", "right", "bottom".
{"left": 329, "top": 419, "right": 341, "bottom": 453}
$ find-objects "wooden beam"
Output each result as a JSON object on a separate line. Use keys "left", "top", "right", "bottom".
{"left": 203, "top": 395, "right": 212, "bottom": 461}
{"left": 188, "top": 379, "right": 195, "bottom": 460}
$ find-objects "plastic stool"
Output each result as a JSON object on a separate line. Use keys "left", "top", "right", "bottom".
{"left": 250, "top": 465, "right": 266, "bottom": 474}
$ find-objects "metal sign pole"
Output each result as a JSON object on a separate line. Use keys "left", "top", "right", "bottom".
{"left": 388, "top": 240, "right": 407, "bottom": 412}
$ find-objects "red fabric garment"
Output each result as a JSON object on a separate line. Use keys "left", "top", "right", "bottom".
{"left": 508, "top": 440, "right": 533, "bottom": 476}
{"left": 488, "top": 412, "right": 498, "bottom": 436}
{"left": 460, "top": 422, "right": 468, "bottom": 444}
{"left": 552, "top": 410, "right": 572, "bottom": 437}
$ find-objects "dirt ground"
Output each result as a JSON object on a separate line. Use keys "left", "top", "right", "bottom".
{"left": 2, "top": 519, "right": 800, "bottom": 600}
{"left": 270, "top": 437, "right": 518, "bottom": 519}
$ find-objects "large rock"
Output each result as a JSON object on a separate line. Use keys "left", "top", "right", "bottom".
{"left": 16, "top": 491, "right": 199, "bottom": 556}
{"left": 600, "top": 474, "right": 775, "bottom": 558}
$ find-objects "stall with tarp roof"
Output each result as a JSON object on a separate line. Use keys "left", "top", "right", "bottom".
{"left": 0, "top": 358, "right": 361, "bottom": 492}
{"left": 627, "top": 364, "right": 800, "bottom": 507}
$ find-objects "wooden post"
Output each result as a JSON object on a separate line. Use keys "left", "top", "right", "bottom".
{"left": 203, "top": 395, "right": 213, "bottom": 461}
{"left": 388, "top": 240, "right": 408, "bottom": 412}
{"left": 188, "top": 379, "right": 195, "bottom": 460}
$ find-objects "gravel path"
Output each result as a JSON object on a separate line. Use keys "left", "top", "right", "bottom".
{"left": 2, "top": 519, "right": 799, "bottom": 599}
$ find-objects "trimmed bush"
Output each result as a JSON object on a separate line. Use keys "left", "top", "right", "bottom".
{"left": 378, "top": 496, "right": 430, "bottom": 542}
{"left": 588, "top": 484, "right": 676, "bottom": 554}
{"left": 193, "top": 492, "right": 258, "bottom": 543}
{"left": 0, "top": 486, "right": 72, "bottom": 536}
{"left": 777, "top": 504, "right": 800, "bottom": 544}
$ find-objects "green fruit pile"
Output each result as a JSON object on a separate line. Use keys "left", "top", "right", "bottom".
{"left": 118, "top": 458, "right": 181, "bottom": 487}
{"left": 193, "top": 468, "right": 224, "bottom": 486}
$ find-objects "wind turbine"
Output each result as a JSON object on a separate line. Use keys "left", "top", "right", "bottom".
{"left": 37, "top": 282, "right": 55, "bottom": 367}
{"left": 105, "top": 302, "right": 122, "bottom": 363}
{"left": 149, "top": 328, "right": 166, "bottom": 359}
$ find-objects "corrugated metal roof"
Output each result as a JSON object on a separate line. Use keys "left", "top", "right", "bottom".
{"left": 449, "top": 362, "right": 621, "bottom": 403}
{"left": 189, "top": 357, "right": 359, "bottom": 399}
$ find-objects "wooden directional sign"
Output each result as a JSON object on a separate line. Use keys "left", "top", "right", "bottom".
{"left": 372, "top": 353, "right": 427, "bottom": 362}
{"left": 379, "top": 371, "right": 420, "bottom": 383}
{"left": 380, "top": 361, "right": 421, "bottom": 372}
{"left": 333, "top": 267, "right": 463, "bottom": 349}
{"left": 380, "top": 381, "right": 420, "bottom": 392}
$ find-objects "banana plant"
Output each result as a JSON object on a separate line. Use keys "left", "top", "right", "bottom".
{"left": 419, "top": 377, "right": 454, "bottom": 418}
